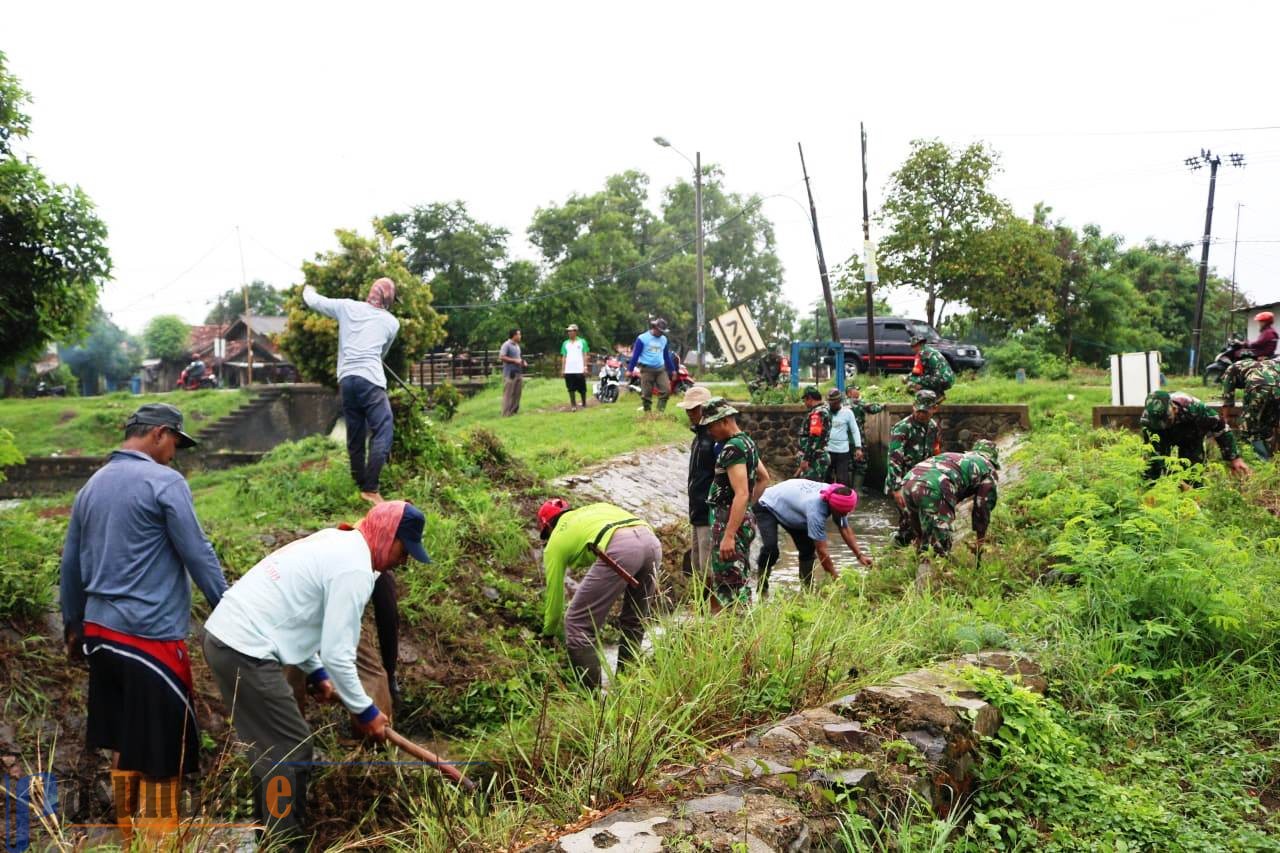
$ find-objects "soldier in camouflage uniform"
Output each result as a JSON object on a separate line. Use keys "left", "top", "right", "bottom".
{"left": 1140, "top": 390, "right": 1250, "bottom": 480}
{"left": 845, "top": 385, "right": 885, "bottom": 493}
{"left": 795, "top": 386, "right": 832, "bottom": 482}
{"left": 887, "top": 391, "right": 943, "bottom": 546}
{"left": 702, "top": 398, "right": 770, "bottom": 610}
{"left": 1220, "top": 358, "right": 1280, "bottom": 460}
{"left": 906, "top": 334, "right": 955, "bottom": 399}
{"left": 901, "top": 439, "right": 1000, "bottom": 555}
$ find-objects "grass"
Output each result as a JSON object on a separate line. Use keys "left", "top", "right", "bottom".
{"left": 0, "top": 388, "right": 252, "bottom": 456}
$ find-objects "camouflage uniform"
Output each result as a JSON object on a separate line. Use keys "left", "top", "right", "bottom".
{"left": 797, "top": 402, "right": 832, "bottom": 482}
{"left": 1140, "top": 390, "right": 1241, "bottom": 480}
{"left": 886, "top": 398, "right": 942, "bottom": 546}
{"left": 909, "top": 345, "right": 955, "bottom": 397}
{"left": 707, "top": 431, "right": 762, "bottom": 607}
{"left": 846, "top": 397, "right": 885, "bottom": 491}
{"left": 1221, "top": 358, "right": 1280, "bottom": 456}
{"left": 901, "top": 448, "right": 999, "bottom": 555}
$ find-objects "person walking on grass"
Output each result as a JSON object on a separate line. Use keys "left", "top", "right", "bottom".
{"left": 677, "top": 385, "right": 718, "bottom": 586}
{"left": 754, "top": 479, "right": 872, "bottom": 596}
{"left": 702, "top": 398, "right": 771, "bottom": 610}
{"left": 627, "top": 317, "right": 677, "bottom": 413}
{"left": 500, "top": 328, "right": 527, "bottom": 417}
{"left": 59, "top": 403, "right": 228, "bottom": 846}
{"left": 561, "top": 324, "right": 590, "bottom": 409}
{"left": 202, "top": 500, "right": 431, "bottom": 850}
{"left": 845, "top": 385, "right": 884, "bottom": 494}
{"left": 795, "top": 386, "right": 832, "bottom": 481}
{"left": 538, "top": 499, "right": 661, "bottom": 690}
{"left": 303, "top": 277, "right": 401, "bottom": 503}
{"left": 826, "top": 388, "right": 862, "bottom": 489}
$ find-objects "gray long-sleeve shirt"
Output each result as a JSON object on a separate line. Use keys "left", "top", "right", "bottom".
{"left": 59, "top": 449, "right": 227, "bottom": 641}
{"left": 302, "top": 285, "right": 400, "bottom": 388}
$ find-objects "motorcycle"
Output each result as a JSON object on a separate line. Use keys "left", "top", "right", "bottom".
{"left": 671, "top": 358, "right": 695, "bottom": 394}
{"left": 1203, "top": 338, "right": 1252, "bottom": 385}
{"left": 23, "top": 381, "right": 67, "bottom": 398}
{"left": 177, "top": 366, "right": 219, "bottom": 391}
{"left": 594, "top": 356, "right": 625, "bottom": 403}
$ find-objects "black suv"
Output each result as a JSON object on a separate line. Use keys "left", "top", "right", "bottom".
{"left": 835, "top": 316, "right": 985, "bottom": 378}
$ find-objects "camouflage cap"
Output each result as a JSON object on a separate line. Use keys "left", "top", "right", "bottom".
{"left": 802, "top": 385, "right": 822, "bottom": 400}
{"left": 972, "top": 439, "right": 1000, "bottom": 467}
{"left": 909, "top": 333, "right": 929, "bottom": 346}
{"left": 913, "top": 390, "right": 939, "bottom": 411}
{"left": 699, "top": 397, "right": 739, "bottom": 426}
{"left": 1142, "top": 390, "right": 1173, "bottom": 426}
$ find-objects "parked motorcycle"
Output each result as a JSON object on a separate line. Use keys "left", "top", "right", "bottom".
{"left": 23, "top": 381, "right": 67, "bottom": 398}
{"left": 1203, "top": 338, "right": 1252, "bottom": 385}
{"left": 671, "top": 357, "right": 695, "bottom": 394}
{"left": 594, "top": 355, "right": 625, "bottom": 403}
{"left": 177, "top": 364, "right": 219, "bottom": 391}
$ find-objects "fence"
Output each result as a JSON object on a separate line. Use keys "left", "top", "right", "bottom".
{"left": 407, "top": 349, "right": 555, "bottom": 389}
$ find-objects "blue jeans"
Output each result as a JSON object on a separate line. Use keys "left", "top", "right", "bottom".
{"left": 340, "top": 376, "right": 393, "bottom": 493}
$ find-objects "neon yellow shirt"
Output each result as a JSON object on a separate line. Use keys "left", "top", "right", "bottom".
{"left": 541, "top": 503, "right": 647, "bottom": 638}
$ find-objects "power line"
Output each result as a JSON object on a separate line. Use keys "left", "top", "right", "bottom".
{"left": 115, "top": 229, "right": 235, "bottom": 312}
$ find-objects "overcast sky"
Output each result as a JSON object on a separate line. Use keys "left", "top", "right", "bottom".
{"left": 7, "top": 1, "right": 1280, "bottom": 340}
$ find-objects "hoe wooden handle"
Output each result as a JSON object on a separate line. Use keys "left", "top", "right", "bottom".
{"left": 386, "top": 727, "right": 477, "bottom": 792}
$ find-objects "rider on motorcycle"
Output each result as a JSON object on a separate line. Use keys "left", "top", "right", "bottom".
{"left": 1249, "top": 311, "right": 1277, "bottom": 359}
{"left": 184, "top": 355, "right": 208, "bottom": 385}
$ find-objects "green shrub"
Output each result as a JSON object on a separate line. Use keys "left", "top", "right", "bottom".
{"left": 0, "top": 509, "right": 63, "bottom": 619}
{"left": 984, "top": 338, "right": 1069, "bottom": 380}
{"left": 429, "top": 382, "right": 462, "bottom": 420}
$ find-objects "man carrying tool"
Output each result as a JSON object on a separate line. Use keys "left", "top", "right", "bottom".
{"left": 1220, "top": 357, "right": 1280, "bottom": 460}
{"left": 845, "top": 385, "right": 884, "bottom": 494}
{"left": 754, "top": 480, "right": 872, "bottom": 596}
{"left": 1141, "top": 390, "right": 1251, "bottom": 480}
{"left": 825, "top": 388, "right": 862, "bottom": 489}
{"left": 303, "top": 277, "right": 401, "bottom": 503}
{"left": 677, "top": 385, "right": 718, "bottom": 586}
{"left": 795, "top": 386, "right": 832, "bottom": 481}
{"left": 900, "top": 440, "right": 1000, "bottom": 556}
{"left": 59, "top": 403, "right": 227, "bottom": 845}
{"left": 202, "top": 500, "right": 431, "bottom": 849}
{"left": 538, "top": 499, "right": 661, "bottom": 689}
{"left": 905, "top": 333, "right": 954, "bottom": 401}
{"left": 627, "top": 317, "right": 678, "bottom": 413}
{"left": 887, "top": 391, "right": 942, "bottom": 546}
{"left": 703, "top": 398, "right": 770, "bottom": 609}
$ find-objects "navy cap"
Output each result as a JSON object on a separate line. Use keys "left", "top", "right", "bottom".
{"left": 396, "top": 504, "right": 431, "bottom": 564}
{"left": 126, "top": 403, "right": 197, "bottom": 448}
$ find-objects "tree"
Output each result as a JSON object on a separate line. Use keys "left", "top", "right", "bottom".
{"left": 204, "top": 280, "right": 285, "bottom": 325}
{"left": 143, "top": 315, "right": 192, "bottom": 362}
{"left": 876, "top": 140, "right": 1007, "bottom": 327}
{"left": 60, "top": 309, "right": 142, "bottom": 394}
{"left": 279, "top": 224, "right": 446, "bottom": 386}
{"left": 383, "top": 202, "right": 510, "bottom": 347}
{"left": 960, "top": 213, "right": 1063, "bottom": 331}
{"left": 0, "top": 51, "right": 111, "bottom": 368}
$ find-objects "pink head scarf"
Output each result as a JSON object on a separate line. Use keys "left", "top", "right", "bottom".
{"left": 354, "top": 500, "right": 411, "bottom": 570}
{"left": 820, "top": 484, "right": 858, "bottom": 515}
{"left": 368, "top": 277, "right": 396, "bottom": 310}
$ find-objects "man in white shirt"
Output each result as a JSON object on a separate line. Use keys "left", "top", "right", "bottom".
{"left": 302, "top": 278, "right": 401, "bottom": 503}
{"left": 202, "top": 500, "right": 430, "bottom": 849}
{"left": 560, "top": 324, "right": 590, "bottom": 409}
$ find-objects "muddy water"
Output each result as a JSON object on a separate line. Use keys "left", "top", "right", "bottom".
{"left": 755, "top": 491, "right": 900, "bottom": 591}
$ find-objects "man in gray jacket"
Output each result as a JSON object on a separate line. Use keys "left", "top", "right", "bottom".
{"left": 303, "top": 277, "right": 401, "bottom": 503}
{"left": 59, "top": 403, "right": 227, "bottom": 844}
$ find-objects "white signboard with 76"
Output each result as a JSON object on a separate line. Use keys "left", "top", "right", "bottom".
{"left": 710, "top": 306, "right": 766, "bottom": 365}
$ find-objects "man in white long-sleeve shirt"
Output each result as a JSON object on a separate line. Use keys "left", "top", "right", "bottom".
{"left": 202, "top": 500, "right": 430, "bottom": 849}
{"left": 302, "top": 277, "right": 401, "bottom": 503}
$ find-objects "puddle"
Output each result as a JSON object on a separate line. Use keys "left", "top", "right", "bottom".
{"left": 753, "top": 491, "right": 900, "bottom": 592}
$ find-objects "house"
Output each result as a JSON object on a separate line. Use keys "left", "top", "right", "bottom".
{"left": 1234, "top": 302, "right": 1280, "bottom": 342}
{"left": 217, "top": 314, "right": 296, "bottom": 387}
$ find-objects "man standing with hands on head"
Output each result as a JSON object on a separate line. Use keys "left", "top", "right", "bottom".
{"left": 303, "top": 277, "right": 401, "bottom": 503}
{"left": 561, "top": 324, "right": 590, "bottom": 409}
{"left": 500, "top": 328, "right": 527, "bottom": 417}
{"left": 59, "top": 403, "right": 228, "bottom": 845}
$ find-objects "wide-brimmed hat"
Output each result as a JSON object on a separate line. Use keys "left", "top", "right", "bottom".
{"left": 126, "top": 403, "right": 197, "bottom": 448}
{"left": 566, "top": 324, "right": 579, "bottom": 332}
{"left": 677, "top": 385, "right": 714, "bottom": 410}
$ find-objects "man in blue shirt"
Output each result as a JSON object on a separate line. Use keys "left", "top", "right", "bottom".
{"left": 627, "top": 317, "right": 677, "bottom": 413}
{"left": 59, "top": 403, "right": 227, "bottom": 844}
{"left": 825, "top": 388, "right": 862, "bottom": 489}
{"left": 753, "top": 479, "right": 872, "bottom": 596}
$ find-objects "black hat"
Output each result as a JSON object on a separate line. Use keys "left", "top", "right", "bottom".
{"left": 126, "top": 403, "right": 197, "bottom": 448}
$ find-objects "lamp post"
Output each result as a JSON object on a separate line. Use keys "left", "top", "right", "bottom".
{"left": 654, "top": 136, "right": 705, "bottom": 368}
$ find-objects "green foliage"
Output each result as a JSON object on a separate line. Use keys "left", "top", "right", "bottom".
{"left": 0, "top": 427, "right": 22, "bottom": 481}
{"left": 143, "top": 314, "right": 192, "bottom": 361}
{"left": 0, "top": 52, "right": 112, "bottom": 369}
{"left": 279, "top": 225, "right": 446, "bottom": 387}
{"left": 0, "top": 507, "right": 62, "bottom": 619}
{"left": 983, "top": 337, "right": 1069, "bottom": 380}
{"left": 429, "top": 383, "right": 462, "bottom": 421}
{"left": 204, "top": 280, "right": 284, "bottom": 325}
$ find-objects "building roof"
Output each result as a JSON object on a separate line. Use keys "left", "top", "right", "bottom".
{"left": 189, "top": 324, "right": 223, "bottom": 356}
{"left": 228, "top": 314, "right": 288, "bottom": 336}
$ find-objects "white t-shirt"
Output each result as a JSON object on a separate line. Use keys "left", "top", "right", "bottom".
{"left": 204, "top": 527, "right": 378, "bottom": 714}
{"left": 561, "top": 337, "right": 588, "bottom": 374}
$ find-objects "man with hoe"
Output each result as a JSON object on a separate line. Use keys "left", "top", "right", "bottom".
{"left": 538, "top": 499, "right": 661, "bottom": 689}
{"left": 678, "top": 385, "right": 718, "bottom": 586}
{"left": 1141, "top": 390, "right": 1251, "bottom": 480}
{"left": 795, "top": 386, "right": 832, "bottom": 481}
{"left": 303, "top": 276, "right": 401, "bottom": 503}
{"left": 627, "top": 317, "right": 678, "bottom": 413}
{"left": 887, "top": 391, "right": 943, "bottom": 547}
{"left": 906, "top": 332, "right": 954, "bottom": 401}
{"left": 702, "top": 398, "right": 771, "bottom": 609}
{"left": 900, "top": 439, "right": 1000, "bottom": 556}
{"left": 561, "top": 323, "right": 591, "bottom": 410}
{"left": 59, "top": 403, "right": 228, "bottom": 844}
{"left": 203, "top": 500, "right": 432, "bottom": 849}
{"left": 754, "top": 480, "right": 872, "bottom": 596}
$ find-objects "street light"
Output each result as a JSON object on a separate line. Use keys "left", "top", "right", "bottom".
{"left": 654, "top": 136, "right": 706, "bottom": 369}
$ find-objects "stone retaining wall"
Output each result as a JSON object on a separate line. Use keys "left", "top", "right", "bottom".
{"left": 0, "top": 452, "right": 265, "bottom": 498}
{"left": 1094, "top": 404, "right": 1242, "bottom": 431}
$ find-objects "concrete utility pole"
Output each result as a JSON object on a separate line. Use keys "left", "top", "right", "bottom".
{"left": 1185, "top": 150, "right": 1244, "bottom": 375}
{"left": 860, "top": 122, "right": 878, "bottom": 377}
{"left": 797, "top": 142, "right": 840, "bottom": 342}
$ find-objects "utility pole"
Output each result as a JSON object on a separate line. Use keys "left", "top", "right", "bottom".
{"left": 798, "top": 142, "right": 839, "bottom": 342}
{"left": 237, "top": 226, "right": 254, "bottom": 386}
{"left": 694, "top": 151, "right": 705, "bottom": 369}
{"left": 860, "top": 122, "right": 878, "bottom": 377}
{"left": 1228, "top": 202, "right": 1243, "bottom": 340}
{"left": 1185, "top": 150, "right": 1244, "bottom": 375}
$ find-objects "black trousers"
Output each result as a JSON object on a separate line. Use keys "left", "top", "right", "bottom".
{"left": 753, "top": 505, "right": 816, "bottom": 595}
{"left": 564, "top": 373, "right": 587, "bottom": 405}
{"left": 829, "top": 451, "right": 853, "bottom": 487}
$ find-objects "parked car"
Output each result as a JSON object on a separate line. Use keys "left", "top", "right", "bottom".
{"left": 833, "top": 316, "right": 985, "bottom": 378}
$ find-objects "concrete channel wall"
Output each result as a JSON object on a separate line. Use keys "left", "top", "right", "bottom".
{"left": 1093, "top": 404, "right": 1244, "bottom": 432}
